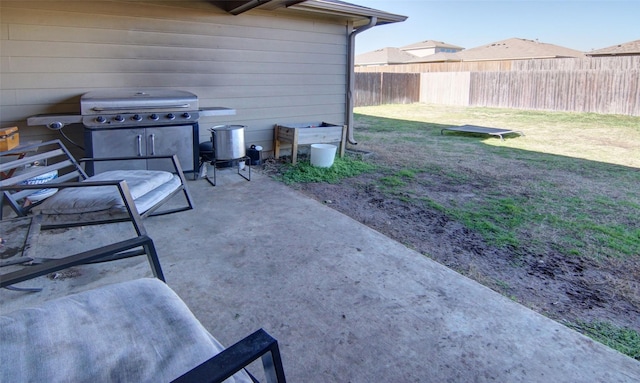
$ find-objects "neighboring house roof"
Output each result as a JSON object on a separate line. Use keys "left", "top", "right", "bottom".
{"left": 407, "top": 52, "right": 462, "bottom": 63}
{"left": 400, "top": 40, "right": 464, "bottom": 51}
{"left": 355, "top": 47, "right": 418, "bottom": 65}
{"left": 586, "top": 39, "right": 640, "bottom": 56}
{"left": 455, "top": 38, "right": 585, "bottom": 61}
{"left": 356, "top": 37, "right": 587, "bottom": 66}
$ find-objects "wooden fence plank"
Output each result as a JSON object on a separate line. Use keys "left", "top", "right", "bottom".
{"left": 354, "top": 72, "right": 419, "bottom": 106}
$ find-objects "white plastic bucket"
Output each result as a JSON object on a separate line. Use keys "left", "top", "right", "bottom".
{"left": 310, "top": 144, "right": 337, "bottom": 168}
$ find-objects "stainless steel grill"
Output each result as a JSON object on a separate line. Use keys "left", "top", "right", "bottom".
{"left": 27, "top": 89, "right": 235, "bottom": 177}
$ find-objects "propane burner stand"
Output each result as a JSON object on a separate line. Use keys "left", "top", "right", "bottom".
{"left": 204, "top": 156, "right": 251, "bottom": 186}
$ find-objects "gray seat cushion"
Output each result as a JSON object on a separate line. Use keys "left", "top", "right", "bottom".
{"left": 0, "top": 278, "right": 251, "bottom": 383}
{"left": 36, "top": 170, "right": 181, "bottom": 216}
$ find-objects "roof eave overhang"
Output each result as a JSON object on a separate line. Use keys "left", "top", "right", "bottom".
{"left": 283, "top": 0, "right": 407, "bottom": 26}
{"left": 587, "top": 52, "right": 638, "bottom": 57}
{"left": 413, "top": 59, "right": 462, "bottom": 63}
{"left": 210, "top": 0, "right": 306, "bottom": 15}
{"left": 210, "top": 0, "right": 406, "bottom": 26}
{"left": 459, "top": 55, "right": 578, "bottom": 62}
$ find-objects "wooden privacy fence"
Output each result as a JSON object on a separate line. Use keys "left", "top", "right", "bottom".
{"left": 355, "top": 67, "right": 639, "bottom": 116}
{"left": 355, "top": 56, "right": 640, "bottom": 73}
{"left": 355, "top": 61, "right": 512, "bottom": 73}
{"left": 469, "top": 70, "right": 639, "bottom": 115}
{"left": 419, "top": 72, "right": 471, "bottom": 106}
{"left": 511, "top": 56, "right": 640, "bottom": 71}
{"left": 354, "top": 72, "right": 420, "bottom": 107}
{"left": 354, "top": 56, "right": 640, "bottom": 116}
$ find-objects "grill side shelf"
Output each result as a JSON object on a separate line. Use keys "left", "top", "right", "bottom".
{"left": 27, "top": 114, "right": 83, "bottom": 129}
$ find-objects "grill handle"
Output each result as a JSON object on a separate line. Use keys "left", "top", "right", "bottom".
{"left": 149, "top": 134, "right": 156, "bottom": 155}
{"left": 91, "top": 104, "right": 191, "bottom": 112}
{"left": 137, "top": 135, "right": 143, "bottom": 156}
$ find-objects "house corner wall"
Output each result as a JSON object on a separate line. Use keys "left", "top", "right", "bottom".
{"left": 0, "top": 1, "right": 349, "bottom": 156}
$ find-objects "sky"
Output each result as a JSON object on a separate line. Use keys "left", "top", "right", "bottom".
{"left": 349, "top": 1, "right": 640, "bottom": 55}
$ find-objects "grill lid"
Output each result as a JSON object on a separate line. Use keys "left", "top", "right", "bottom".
{"left": 80, "top": 89, "right": 198, "bottom": 115}
{"left": 27, "top": 89, "right": 236, "bottom": 130}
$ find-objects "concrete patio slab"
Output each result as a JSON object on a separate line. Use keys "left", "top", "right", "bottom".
{"left": 2, "top": 168, "right": 639, "bottom": 382}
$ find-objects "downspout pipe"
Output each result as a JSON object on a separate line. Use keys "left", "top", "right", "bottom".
{"left": 346, "top": 16, "right": 377, "bottom": 145}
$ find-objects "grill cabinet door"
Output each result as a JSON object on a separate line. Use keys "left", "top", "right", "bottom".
{"left": 85, "top": 125, "right": 195, "bottom": 175}
{"left": 86, "top": 128, "right": 148, "bottom": 174}
{"left": 145, "top": 125, "right": 194, "bottom": 173}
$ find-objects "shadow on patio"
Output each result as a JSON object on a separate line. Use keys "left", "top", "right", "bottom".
{"left": 2, "top": 169, "right": 639, "bottom": 382}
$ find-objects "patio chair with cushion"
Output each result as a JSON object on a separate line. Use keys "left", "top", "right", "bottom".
{"left": 1, "top": 139, "right": 193, "bottom": 231}
{"left": 0, "top": 278, "right": 286, "bottom": 382}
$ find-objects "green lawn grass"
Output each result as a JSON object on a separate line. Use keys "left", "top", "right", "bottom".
{"left": 354, "top": 104, "right": 640, "bottom": 260}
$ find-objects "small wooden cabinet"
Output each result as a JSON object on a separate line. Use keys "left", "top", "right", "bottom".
{"left": 273, "top": 122, "right": 347, "bottom": 164}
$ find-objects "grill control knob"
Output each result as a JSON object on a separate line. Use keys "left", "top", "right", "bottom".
{"left": 96, "top": 116, "right": 106, "bottom": 123}
{"left": 182, "top": 112, "right": 191, "bottom": 120}
{"left": 114, "top": 115, "right": 125, "bottom": 122}
{"left": 48, "top": 122, "right": 64, "bottom": 130}
{"left": 166, "top": 113, "right": 175, "bottom": 120}
{"left": 132, "top": 114, "right": 142, "bottom": 121}
{"left": 150, "top": 113, "right": 159, "bottom": 121}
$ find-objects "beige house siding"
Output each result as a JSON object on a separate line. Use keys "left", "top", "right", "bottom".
{"left": 0, "top": 0, "right": 349, "bottom": 153}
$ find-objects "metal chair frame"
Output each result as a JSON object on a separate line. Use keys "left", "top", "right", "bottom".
{"left": 173, "top": 328, "right": 286, "bottom": 383}
{"left": 1, "top": 139, "right": 193, "bottom": 229}
{"left": 0, "top": 233, "right": 165, "bottom": 290}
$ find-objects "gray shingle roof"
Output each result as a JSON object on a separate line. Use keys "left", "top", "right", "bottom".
{"left": 355, "top": 47, "right": 418, "bottom": 65}
{"left": 400, "top": 40, "right": 464, "bottom": 51}
{"left": 587, "top": 39, "right": 640, "bottom": 56}
{"left": 455, "top": 38, "right": 585, "bottom": 61}
{"left": 356, "top": 37, "right": 588, "bottom": 65}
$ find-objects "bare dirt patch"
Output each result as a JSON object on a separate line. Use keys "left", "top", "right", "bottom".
{"left": 291, "top": 170, "right": 640, "bottom": 330}
{"left": 263, "top": 139, "right": 639, "bottom": 351}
